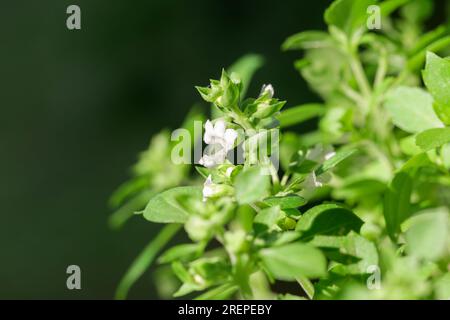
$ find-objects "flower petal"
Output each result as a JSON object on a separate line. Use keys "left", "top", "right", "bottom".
{"left": 213, "top": 119, "right": 226, "bottom": 137}
{"left": 204, "top": 120, "right": 214, "bottom": 144}
{"left": 224, "top": 129, "right": 238, "bottom": 149}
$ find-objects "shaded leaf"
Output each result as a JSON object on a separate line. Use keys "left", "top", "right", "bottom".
{"left": 260, "top": 243, "right": 327, "bottom": 280}
{"left": 405, "top": 207, "right": 449, "bottom": 261}
{"left": 143, "top": 187, "right": 202, "bottom": 223}
{"left": 384, "top": 86, "right": 443, "bottom": 133}
{"left": 263, "top": 194, "right": 307, "bottom": 209}
{"left": 235, "top": 166, "right": 270, "bottom": 204}
{"left": 276, "top": 104, "right": 325, "bottom": 128}
{"left": 296, "top": 203, "right": 363, "bottom": 240}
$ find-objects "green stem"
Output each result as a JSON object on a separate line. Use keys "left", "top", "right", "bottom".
{"left": 231, "top": 109, "right": 253, "bottom": 130}
{"left": 115, "top": 224, "right": 181, "bottom": 300}
{"left": 374, "top": 49, "right": 388, "bottom": 89}
{"left": 349, "top": 52, "right": 372, "bottom": 99}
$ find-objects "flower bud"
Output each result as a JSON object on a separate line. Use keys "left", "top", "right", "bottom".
{"left": 202, "top": 175, "right": 234, "bottom": 201}
{"left": 259, "top": 84, "right": 275, "bottom": 98}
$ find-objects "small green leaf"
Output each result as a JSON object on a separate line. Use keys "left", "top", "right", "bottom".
{"left": 407, "top": 36, "right": 450, "bottom": 71}
{"left": 194, "top": 283, "right": 238, "bottom": 300}
{"left": 253, "top": 206, "right": 283, "bottom": 233}
{"left": 276, "top": 104, "right": 325, "bottom": 128}
{"left": 416, "top": 127, "right": 450, "bottom": 151}
{"left": 296, "top": 275, "right": 315, "bottom": 299}
{"left": 109, "top": 190, "right": 154, "bottom": 230}
{"left": 383, "top": 171, "right": 413, "bottom": 241}
{"left": 401, "top": 0, "right": 434, "bottom": 23}
{"left": 380, "top": 0, "right": 411, "bottom": 16}
{"left": 316, "top": 148, "right": 357, "bottom": 175}
{"left": 282, "top": 31, "right": 332, "bottom": 51}
{"left": 309, "top": 233, "right": 378, "bottom": 275}
{"left": 324, "top": 0, "right": 378, "bottom": 36}
{"left": 405, "top": 207, "right": 449, "bottom": 261}
{"left": 115, "top": 224, "right": 181, "bottom": 299}
{"left": 158, "top": 243, "right": 203, "bottom": 264}
{"left": 109, "top": 176, "right": 149, "bottom": 209}
{"left": 382, "top": 154, "right": 429, "bottom": 240}
{"left": 235, "top": 166, "right": 270, "bottom": 204}
{"left": 296, "top": 203, "right": 363, "bottom": 240}
{"left": 143, "top": 187, "right": 202, "bottom": 223}
{"left": 278, "top": 294, "right": 307, "bottom": 300}
{"left": 423, "top": 52, "right": 450, "bottom": 125}
{"left": 434, "top": 273, "right": 450, "bottom": 300}
{"left": 260, "top": 243, "right": 327, "bottom": 280}
{"left": 263, "top": 194, "right": 307, "bottom": 209}
{"left": 228, "top": 54, "right": 264, "bottom": 99}
{"left": 384, "top": 86, "right": 443, "bottom": 133}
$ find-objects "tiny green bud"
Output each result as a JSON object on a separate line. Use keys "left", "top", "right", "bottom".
{"left": 185, "top": 216, "right": 211, "bottom": 242}
{"left": 224, "top": 229, "right": 249, "bottom": 254}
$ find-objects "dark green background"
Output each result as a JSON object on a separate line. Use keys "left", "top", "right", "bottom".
{"left": 0, "top": 0, "right": 447, "bottom": 299}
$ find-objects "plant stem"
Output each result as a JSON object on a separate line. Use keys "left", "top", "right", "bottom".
{"left": 374, "top": 49, "right": 388, "bottom": 88}
{"left": 349, "top": 52, "right": 372, "bottom": 98}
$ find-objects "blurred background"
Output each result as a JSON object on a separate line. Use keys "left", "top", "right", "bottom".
{"left": 0, "top": 0, "right": 447, "bottom": 299}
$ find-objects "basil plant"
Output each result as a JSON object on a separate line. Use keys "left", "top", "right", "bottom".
{"left": 110, "top": 0, "right": 450, "bottom": 300}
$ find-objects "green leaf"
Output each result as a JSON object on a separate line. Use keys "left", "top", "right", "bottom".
{"left": 380, "top": 0, "right": 411, "bottom": 16}
{"left": 115, "top": 224, "right": 181, "bottom": 299}
{"left": 384, "top": 86, "right": 443, "bottom": 133}
{"left": 296, "top": 275, "right": 315, "bottom": 299}
{"left": 108, "top": 190, "right": 154, "bottom": 230}
{"left": 109, "top": 176, "right": 149, "bottom": 209}
{"left": 143, "top": 186, "right": 202, "bottom": 223}
{"left": 253, "top": 206, "right": 283, "bottom": 233}
{"left": 333, "top": 179, "right": 387, "bottom": 200}
{"left": 405, "top": 207, "right": 449, "bottom": 261}
{"left": 282, "top": 31, "right": 332, "bottom": 51}
{"left": 435, "top": 273, "right": 450, "bottom": 300}
{"left": 442, "top": 143, "right": 450, "bottom": 170}
{"left": 324, "top": 0, "right": 378, "bottom": 36}
{"left": 235, "top": 166, "right": 270, "bottom": 204}
{"left": 278, "top": 294, "right": 307, "bottom": 300}
{"left": 408, "top": 36, "right": 450, "bottom": 71}
{"left": 276, "top": 104, "right": 325, "bottom": 129}
{"left": 263, "top": 194, "right": 306, "bottom": 209}
{"left": 401, "top": 0, "right": 434, "bottom": 23}
{"left": 410, "top": 25, "right": 449, "bottom": 56}
{"left": 195, "top": 165, "right": 210, "bottom": 179}
{"left": 382, "top": 154, "right": 429, "bottom": 241}
{"left": 260, "top": 243, "right": 327, "bottom": 280}
{"left": 194, "top": 283, "right": 238, "bottom": 300}
{"left": 423, "top": 52, "right": 450, "bottom": 125}
{"left": 383, "top": 171, "right": 413, "bottom": 241}
{"left": 309, "top": 233, "right": 378, "bottom": 275}
{"left": 228, "top": 54, "right": 264, "bottom": 99}
{"left": 158, "top": 243, "right": 203, "bottom": 264}
{"left": 296, "top": 203, "right": 364, "bottom": 240}
{"left": 416, "top": 127, "right": 450, "bottom": 151}
{"left": 316, "top": 148, "right": 357, "bottom": 175}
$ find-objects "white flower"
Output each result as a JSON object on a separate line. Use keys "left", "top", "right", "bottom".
{"left": 259, "top": 84, "right": 274, "bottom": 98}
{"left": 202, "top": 175, "right": 215, "bottom": 201}
{"left": 199, "top": 119, "right": 238, "bottom": 168}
